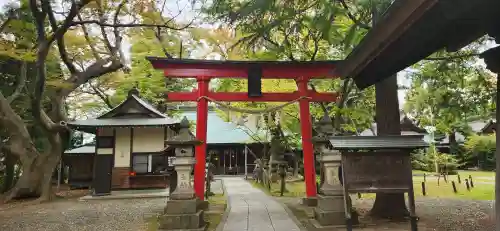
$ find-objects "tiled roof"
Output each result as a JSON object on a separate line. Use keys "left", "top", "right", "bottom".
{"left": 181, "top": 110, "right": 264, "bottom": 144}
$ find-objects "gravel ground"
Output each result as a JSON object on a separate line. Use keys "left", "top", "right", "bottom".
{"left": 353, "top": 197, "right": 493, "bottom": 231}
{"left": 0, "top": 198, "right": 166, "bottom": 231}
{"left": 0, "top": 195, "right": 493, "bottom": 231}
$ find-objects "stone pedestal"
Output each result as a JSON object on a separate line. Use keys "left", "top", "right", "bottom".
{"left": 301, "top": 197, "right": 318, "bottom": 207}
{"left": 312, "top": 194, "right": 346, "bottom": 227}
{"left": 159, "top": 198, "right": 205, "bottom": 231}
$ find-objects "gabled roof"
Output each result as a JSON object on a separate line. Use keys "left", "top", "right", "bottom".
{"left": 98, "top": 93, "right": 167, "bottom": 119}
{"left": 469, "top": 120, "right": 496, "bottom": 134}
{"left": 67, "top": 88, "right": 178, "bottom": 133}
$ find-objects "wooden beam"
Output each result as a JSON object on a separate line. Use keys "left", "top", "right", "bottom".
{"left": 163, "top": 67, "right": 338, "bottom": 78}
{"left": 165, "top": 91, "right": 338, "bottom": 102}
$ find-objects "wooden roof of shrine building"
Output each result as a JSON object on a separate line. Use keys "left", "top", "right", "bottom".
{"left": 336, "top": 0, "right": 500, "bottom": 89}
{"left": 67, "top": 88, "right": 179, "bottom": 133}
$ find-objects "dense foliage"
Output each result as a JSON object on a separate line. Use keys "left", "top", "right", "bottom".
{"left": 464, "top": 134, "right": 496, "bottom": 170}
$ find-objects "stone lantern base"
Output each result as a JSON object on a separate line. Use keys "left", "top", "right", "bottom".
{"left": 308, "top": 194, "right": 359, "bottom": 230}
{"left": 312, "top": 194, "right": 346, "bottom": 226}
{"left": 301, "top": 197, "right": 318, "bottom": 207}
{"left": 158, "top": 199, "right": 206, "bottom": 231}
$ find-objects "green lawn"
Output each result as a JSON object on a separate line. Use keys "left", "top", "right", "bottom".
{"left": 251, "top": 170, "right": 495, "bottom": 200}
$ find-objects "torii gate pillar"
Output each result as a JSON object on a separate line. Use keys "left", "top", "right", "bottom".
{"left": 194, "top": 77, "right": 209, "bottom": 200}
{"left": 297, "top": 78, "right": 317, "bottom": 200}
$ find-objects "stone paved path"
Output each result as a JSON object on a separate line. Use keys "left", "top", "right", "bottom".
{"left": 222, "top": 177, "right": 301, "bottom": 231}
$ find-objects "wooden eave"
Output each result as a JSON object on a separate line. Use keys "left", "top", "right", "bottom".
{"left": 337, "top": 0, "right": 500, "bottom": 89}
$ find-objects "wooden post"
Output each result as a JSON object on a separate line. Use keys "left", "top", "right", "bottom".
{"left": 452, "top": 181, "right": 457, "bottom": 193}
{"left": 280, "top": 165, "right": 286, "bottom": 197}
{"left": 469, "top": 175, "right": 474, "bottom": 188}
{"left": 457, "top": 174, "right": 461, "bottom": 183}
{"left": 465, "top": 179, "right": 471, "bottom": 191}
{"left": 421, "top": 182, "right": 426, "bottom": 196}
{"left": 423, "top": 173, "right": 426, "bottom": 182}
{"left": 244, "top": 145, "right": 248, "bottom": 180}
{"left": 357, "top": 193, "right": 362, "bottom": 199}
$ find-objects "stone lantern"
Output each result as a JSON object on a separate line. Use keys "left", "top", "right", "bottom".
{"left": 310, "top": 114, "right": 352, "bottom": 228}
{"left": 159, "top": 116, "right": 205, "bottom": 231}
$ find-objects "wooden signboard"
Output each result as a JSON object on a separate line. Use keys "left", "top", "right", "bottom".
{"left": 340, "top": 150, "right": 417, "bottom": 231}
{"left": 341, "top": 151, "right": 412, "bottom": 193}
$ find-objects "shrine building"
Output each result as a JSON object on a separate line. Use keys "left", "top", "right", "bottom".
{"left": 64, "top": 88, "right": 180, "bottom": 195}
{"left": 63, "top": 88, "right": 264, "bottom": 195}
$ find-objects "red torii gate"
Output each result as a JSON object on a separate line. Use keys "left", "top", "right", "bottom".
{"left": 147, "top": 57, "right": 340, "bottom": 200}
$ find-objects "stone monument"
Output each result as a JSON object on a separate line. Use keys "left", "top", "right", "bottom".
{"left": 159, "top": 117, "right": 205, "bottom": 231}
{"left": 309, "top": 115, "right": 357, "bottom": 229}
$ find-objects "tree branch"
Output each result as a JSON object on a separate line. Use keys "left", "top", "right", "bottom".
{"left": 95, "top": 3, "right": 115, "bottom": 53}
{"left": 424, "top": 53, "right": 481, "bottom": 61}
{"left": 30, "top": 0, "right": 90, "bottom": 130}
{"left": 66, "top": 58, "right": 124, "bottom": 93}
{"left": 0, "top": 91, "right": 38, "bottom": 160}
{"left": 29, "top": 0, "right": 47, "bottom": 41}
{"left": 310, "top": 31, "right": 321, "bottom": 61}
{"left": 43, "top": 1, "right": 78, "bottom": 74}
{"left": 70, "top": 20, "right": 193, "bottom": 30}
{"left": 113, "top": 0, "right": 128, "bottom": 65}
{"left": 77, "top": 12, "right": 101, "bottom": 60}
{"left": 46, "top": 0, "right": 91, "bottom": 47}
{"left": 155, "top": 27, "right": 174, "bottom": 58}
{"left": 338, "top": 0, "right": 371, "bottom": 30}
{"left": 6, "top": 61, "right": 27, "bottom": 103}
{"left": 88, "top": 81, "right": 114, "bottom": 109}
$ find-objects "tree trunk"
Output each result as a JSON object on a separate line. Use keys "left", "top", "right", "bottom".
{"left": 293, "top": 155, "right": 299, "bottom": 177}
{"left": 2, "top": 154, "right": 16, "bottom": 193}
{"left": 4, "top": 155, "right": 43, "bottom": 201}
{"left": 370, "top": 73, "right": 409, "bottom": 219}
{"left": 0, "top": 92, "right": 62, "bottom": 203}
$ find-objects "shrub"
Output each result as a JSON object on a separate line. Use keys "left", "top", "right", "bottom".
{"left": 464, "top": 134, "right": 496, "bottom": 170}
{"left": 412, "top": 148, "right": 459, "bottom": 174}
